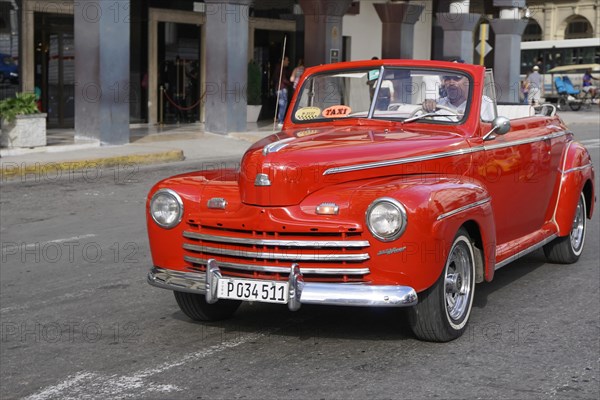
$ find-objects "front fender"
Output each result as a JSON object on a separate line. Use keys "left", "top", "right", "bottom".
{"left": 553, "top": 141, "right": 595, "bottom": 236}
{"left": 311, "top": 175, "right": 496, "bottom": 292}
{"left": 147, "top": 169, "right": 239, "bottom": 271}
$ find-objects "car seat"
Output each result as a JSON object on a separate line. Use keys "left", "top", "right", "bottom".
{"left": 561, "top": 76, "right": 580, "bottom": 95}
{"left": 554, "top": 76, "right": 568, "bottom": 94}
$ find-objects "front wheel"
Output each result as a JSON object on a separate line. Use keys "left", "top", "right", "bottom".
{"left": 174, "top": 291, "right": 241, "bottom": 321}
{"left": 409, "top": 228, "right": 478, "bottom": 342}
{"left": 544, "top": 192, "right": 587, "bottom": 264}
{"left": 557, "top": 97, "right": 568, "bottom": 111}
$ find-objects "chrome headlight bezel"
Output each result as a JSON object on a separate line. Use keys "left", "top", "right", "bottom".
{"left": 150, "top": 188, "right": 184, "bottom": 229}
{"left": 366, "top": 197, "right": 407, "bottom": 242}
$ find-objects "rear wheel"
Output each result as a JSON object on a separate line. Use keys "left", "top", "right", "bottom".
{"left": 569, "top": 99, "right": 582, "bottom": 111}
{"left": 409, "top": 228, "right": 477, "bottom": 342}
{"left": 174, "top": 291, "right": 241, "bottom": 321}
{"left": 544, "top": 192, "right": 587, "bottom": 264}
{"left": 581, "top": 92, "right": 593, "bottom": 111}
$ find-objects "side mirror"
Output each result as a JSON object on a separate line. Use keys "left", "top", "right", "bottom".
{"left": 483, "top": 116, "right": 511, "bottom": 141}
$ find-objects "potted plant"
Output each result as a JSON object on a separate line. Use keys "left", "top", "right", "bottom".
{"left": 0, "top": 92, "right": 47, "bottom": 148}
{"left": 247, "top": 60, "right": 262, "bottom": 122}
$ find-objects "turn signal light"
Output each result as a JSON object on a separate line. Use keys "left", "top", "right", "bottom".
{"left": 316, "top": 203, "right": 339, "bottom": 215}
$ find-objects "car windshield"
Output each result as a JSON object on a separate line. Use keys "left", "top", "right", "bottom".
{"left": 292, "top": 67, "right": 472, "bottom": 124}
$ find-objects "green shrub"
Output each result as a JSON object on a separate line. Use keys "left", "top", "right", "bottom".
{"left": 247, "top": 61, "right": 262, "bottom": 105}
{"left": 0, "top": 93, "right": 39, "bottom": 122}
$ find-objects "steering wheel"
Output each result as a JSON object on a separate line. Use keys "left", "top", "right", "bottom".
{"left": 409, "top": 104, "right": 460, "bottom": 118}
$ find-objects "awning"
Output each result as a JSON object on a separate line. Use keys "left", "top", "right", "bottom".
{"left": 547, "top": 63, "right": 600, "bottom": 74}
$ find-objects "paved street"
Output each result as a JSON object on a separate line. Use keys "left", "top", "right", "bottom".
{"left": 1, "top": 122, "right": 599, "bottom": 399}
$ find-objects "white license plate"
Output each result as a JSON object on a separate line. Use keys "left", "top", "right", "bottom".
{"left": 217, "top": 278, "right": 289, "bottom": 304}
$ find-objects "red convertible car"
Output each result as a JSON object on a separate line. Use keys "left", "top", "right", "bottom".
{"left": 147, "top": 60, "right": 595, "bottom": 342}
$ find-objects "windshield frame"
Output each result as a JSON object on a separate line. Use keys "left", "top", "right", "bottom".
{"left": 290, "top": 66, "right": 474, "bottom": 125}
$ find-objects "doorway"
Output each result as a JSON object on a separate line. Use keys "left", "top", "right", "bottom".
{"left": 253, "top": 29, "right": 298, "bottom": 121}
{"left": 157, "top": 22, "right": 202, "bottom": 124}
{"left": 34, "top": 14, "right": 74, "bottom": 129}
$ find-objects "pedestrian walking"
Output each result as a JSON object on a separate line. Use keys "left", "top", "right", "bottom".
{"left": 528, "top": 65, "right": 542, "bottom": 105}
{"left": 521, "top": 72, "right": 530, "bottom": 105}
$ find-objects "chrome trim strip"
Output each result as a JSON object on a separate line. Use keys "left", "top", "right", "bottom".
{"left": 299, "top": 282, "right": 417, "bottom": 307}
{"left": 184, "top": 256, "right": 371, "bottom": 275}
{"left": 552, "top": 141, "right": 574, "bottom": 229}
{"left": 323, "top": 130, "right": 569, "bottom": 176}
{"left": 183, "top": 244, "right": 371, "bottom": 261}
{"left": 559, "top": 163, "right": 592, "bottom": 174}
{"left": 494, "top": 234, "right": 557, "bottom": 270}
{"left": 367, "top": 66, "right": 385, "bottom": 119}
{"left": 288, "top": 264, "right": 303, "bottom": 311}
{"left": 254, "top": 173, "right": 271, "bottom": 187}
{"left": 183, "top": 231, "right": 370, "bottom": 248}
{"left": 147, "top": 266, "right": 207, "bottom": 294}
{"left": 148, "top": 266, "right": 418, "bottom": 308}
{"left": 262, "top": 137, "right": 295, "bottom": 155}
{"left": 323, "top": 147, "right": 482, "bottom": 175}
{"left": 205, "top": 259, "right": 220, "bottom": 303}
{"left": 436, "top": 198, "right": 491, "bottom": 221}
{"left": 483, "top": 130, "right": 568, "bottom": 151}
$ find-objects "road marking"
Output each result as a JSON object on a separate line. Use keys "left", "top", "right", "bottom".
{"left": 25, "top": 329, "right": 270, "bottom": 399}
{"left": 0, "top": 288, "right": 97, "bottom": 314}
{"left": 1, "top": 234, "right": 97, "bottom": 255}
{"left": 579, "top": 138, "right": 599, "bottom": 149}
{"left": 45, "top": 234, "right": 97, "bottom": 244}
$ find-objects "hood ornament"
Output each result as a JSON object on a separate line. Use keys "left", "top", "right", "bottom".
{"left": 254, "top": 173, "right": 272, "bottom": 187}
{"left": 262, "top": 137, "right": 295, "bottom": 155}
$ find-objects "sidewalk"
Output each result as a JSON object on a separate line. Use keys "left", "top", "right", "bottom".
{"left": 0, "top": 122, "right": 278, "bottom": 180}
{"left": 0, "top": 110, "right": 597, "bottom": 181}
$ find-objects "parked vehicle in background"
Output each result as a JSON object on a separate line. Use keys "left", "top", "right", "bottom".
{"left": 0, "top": 53, "right": 19, "bottom": 84}
{"left": 146, "top": 59, "right": 595, "bottom": 342}
{"left": 521, "top": 38, "right": 599, "bottom": 76}
{"left": 547, "top": 64, "right": 599, "bottom": 111}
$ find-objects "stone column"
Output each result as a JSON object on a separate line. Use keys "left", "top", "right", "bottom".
{"left": 374, "top": 2, "right": 424, "bottom": 59}
{"left": 490, "top": 1, "right": 527, "bottom": 104}
{"left": 298, "top": 0, "right": 352, "bottom": 67}
{"left": 74, "top": 0, "right": 130, "bottom": 145}
{"left": 204, "top": 0, "right": 251, "bottom": 134}
{"left": 437, "top": 1, "right": 480, "bottom": 63}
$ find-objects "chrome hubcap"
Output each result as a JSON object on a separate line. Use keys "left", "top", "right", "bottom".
{"left": 570, "top": 198, "right": 585, "bottom": 252}
{"left": 445, "top": 241, "right": 472, "bottom": 321}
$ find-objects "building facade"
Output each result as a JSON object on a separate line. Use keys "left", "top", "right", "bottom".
{"left": 0, "top": 0, "right": 598, "bottom": 144}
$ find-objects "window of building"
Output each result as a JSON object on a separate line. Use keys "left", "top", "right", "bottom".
{"left": 523, "top": 19, "right": 543, "bottom": 42}
{"left": 565, "top": 16, "right": 593, "bottom": 39}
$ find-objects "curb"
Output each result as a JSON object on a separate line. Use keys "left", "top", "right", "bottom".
{"left": 0, "top": 149, "right": 185, "bottom": 181}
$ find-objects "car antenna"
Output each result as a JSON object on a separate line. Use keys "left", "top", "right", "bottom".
{"left": 273, "top": 34, "right": 287, "bottom": 132}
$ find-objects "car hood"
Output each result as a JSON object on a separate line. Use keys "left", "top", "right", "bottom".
{"left": 239, "top": 124, "right": 473, "bottom": 206}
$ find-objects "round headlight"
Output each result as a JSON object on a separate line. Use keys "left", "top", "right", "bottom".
{"left": 366, "top": 198, "right": 407, "bottom": 241}
{"left": 150, "top": 189, "right": 183, "bottom": 229}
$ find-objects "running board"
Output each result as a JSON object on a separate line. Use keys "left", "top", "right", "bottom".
{"left": 495, "top": 234, "right": 557, "bottom": 270}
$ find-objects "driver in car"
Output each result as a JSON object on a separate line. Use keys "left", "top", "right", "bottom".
{"left": 422, "top": 74, "right": 495, "bottom": 121}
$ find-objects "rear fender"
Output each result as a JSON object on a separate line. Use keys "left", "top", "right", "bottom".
{"left": 554, "top": 141, "right": 596, "bottom": 236}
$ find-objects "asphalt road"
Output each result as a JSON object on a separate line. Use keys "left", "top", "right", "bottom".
{"left": 1, "top": 123, "right": 599, "bottom": 399}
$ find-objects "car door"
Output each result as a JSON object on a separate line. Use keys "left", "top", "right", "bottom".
{"left": 476, "top": 71, "right": 565, "bottom": 246}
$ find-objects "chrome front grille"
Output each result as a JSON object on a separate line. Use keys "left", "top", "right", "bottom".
{"left": 182, "top": 228, "right": 371, "bottom": 282}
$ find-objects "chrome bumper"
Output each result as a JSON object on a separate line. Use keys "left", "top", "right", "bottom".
{"left": 148, "top": 260, "right": 418, "bottom": 310}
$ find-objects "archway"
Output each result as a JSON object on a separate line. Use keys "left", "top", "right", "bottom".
{"left": 564, "top": 15, "right": 593, "bottom": 39}
{"left": 523, "top": 18, "right": 543, "bottom": 42}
